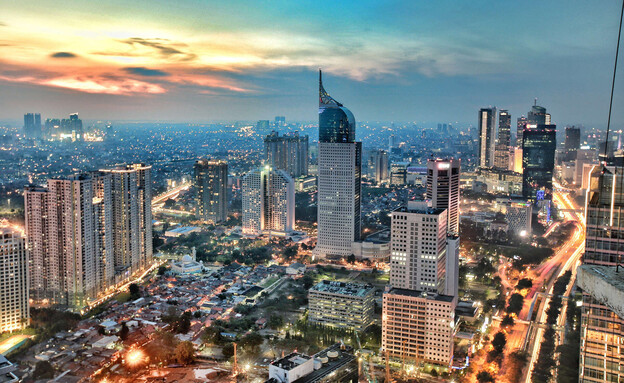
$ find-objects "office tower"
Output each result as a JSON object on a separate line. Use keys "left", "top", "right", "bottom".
{"left": 390, "top": 201, "right": 448, "bottom": 293}
{"left": 445, "top": 236, "right": 460, "bottom": 298}
{"left": 0, "top": 227, "right": 29, "bottom": 333}
{"left": 308, "top": 280, "right": 375, "bottom": 332}
{"left": 527, "top": 102, "right": 551, "bottom": 125}
{"left": 194, "top": 159, "right": 228, "bottom": 223}
{"left": 368, "top": 149, "right": 389, "bottom": 184}
{"left": 516, "top": 116, "right": 527, "bottom": 147}
{"left": 390, "top": 162, "right": 408, "bottom": 186}
{"left": 478, "top": 107, "right": 497, "bottom": 168}
{"left": 264, "top": 131, "right": 309, "bottom": 177}
{"left": 522, "top": 124, "right": 556, "bottom": 200}
{"left": 426, "top": 158, "right": 460, "bottom": 236}
{"left": 564, "top": 126, "right": 581, "bottom": 161}
{"left": 102, "top": 164, "right": 153, "bottom": 273}
{"left": 579, "top": 164, "right": 624, "bottom": 382}
{"left": 495, "top": 110, "right": 511, "bottom": 169}
{"left": 23, "top": 113, "right": 41, "bottom": 138}
{"left": 25, "top": 175, "right": 99, "bottom": 309}
{"left": 242, "top": 167, "right": 295, "bottom": 236}
{"left": 389, "top": 134, "right": 397, "bottom": 151}
{"left": 274, "top": 116, "right": 286, "bottom": 127}
{"left": 315, "top": 70, "right": 362, "bottom": 258}
{"left": 256, "top": 120, "right": 270, "bottom": 130}
{"left": 45, "top": 118, "right": 61, "bottom": 138}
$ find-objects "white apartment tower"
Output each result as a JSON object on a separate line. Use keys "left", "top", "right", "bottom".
{"left": 314, "top": 70, "right": 362, "bottom": 258}
{"left": 389, "top": 201, "right": 448, "bottom": 293}
{"left": 0, "top": 227, "right": 29, "bottom": 333}
{"left": 242, "top": 167, "right": 295, "bottom": 237}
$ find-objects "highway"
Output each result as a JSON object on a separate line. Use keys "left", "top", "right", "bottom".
{"left": 521, "top": 184, "right": 585, "bottom": 382}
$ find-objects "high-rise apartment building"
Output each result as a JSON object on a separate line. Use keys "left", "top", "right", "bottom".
{"left": 102, "top": 164, "right": 152, "bottom": 273}
{"left": 390, "top": 162, "right": 408, "bottom": 186}
{"left": 368, "top": 149, "right": 389, "bottom": 184}
{"left": 579, "top": 164, "right": 624, "bottom": 383}
{"left": 564, "top": 126, "right": 581, "bottom": 161}
{"left": 194, "top": 159, "right": 228, "bottom": 223}
{"left": 495, "top": 110, "right": 511, "bottom": 170}
{"left": 315, "top": 70, "right": 362, "bottom": 258}
{"left": 23, "top": 113, "right": 41, "bottom": 138}
{"left": 389, "top": 201, "right": 448, "bottom": 293}
{"left": 25, "top": 164, "right": 152, "bottom": 310}
{"left": 264, "top": 131, "right": 309, "bottom": 177}
{"left": 478, "top": 107, "right": 497, "bottom": 168}
{"left": 426, "top": 158, "right": 460, "bottom": 236}
{"left": 242, "top": 167, "right": 295, "bottom": 237}
{"left": 0, "top": 227, "right": 29, "bottom": 333}
{"left": 522, "top": 124, "right": 556, "bottom": 200}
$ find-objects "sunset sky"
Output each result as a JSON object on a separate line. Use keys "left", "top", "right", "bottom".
{"left": 1, "top": 0, "right": 623, "bottom": 125}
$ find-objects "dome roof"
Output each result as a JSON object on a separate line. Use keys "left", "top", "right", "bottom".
{"left": 182, "top": 254, "right": 193, "bottom": 263}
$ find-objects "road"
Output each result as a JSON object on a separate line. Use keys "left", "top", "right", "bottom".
{"left": 521, "top": 185, "right": 585, "bottom": 382}
{"left": 152, "top": 182, "right": 191, "bottom": 206}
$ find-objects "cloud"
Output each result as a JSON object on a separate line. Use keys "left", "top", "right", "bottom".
{"left": 123, "top": 67, "right": 169, "bottom": 77}
{"left": 51, "top": 51, "right": 77, "bottom": 58}
{"left": 118, "top": 37, "right": 197, "bottom": 61}
{"left": 0, "top": 22, "right": 6, "bottom": 27}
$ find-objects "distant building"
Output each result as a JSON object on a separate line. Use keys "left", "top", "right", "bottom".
{"left": 495, "top": 110, "right": 511, "bottom": 170}
{"left": 315, "top": 70, "right": 362, "bottom": 259}
{"left": 266, "top": 343, "right": 358, "bottom": 383}
{"left": 171, "top": 251, "right": 203, "bottom": 275}
{"left": 478, "top": 107, "right": 497, "bottom": 168}
{"left": 164, "top": 226, "right": 201, "bottom": 237}
{"left": 475, "top": 168, "right": 523, "bottom": 195}
{"left": 0, "top": 227, "right": 29, "bottom": 333}
{"left": 264, "top": 131, "right": 309, "bottom": 178}
{"left": 527, "top": 102, "right": 551, "bottom": 125}
{"left": 564, "top": 126, "right": 581, "bottom": 161}
{"left": 368, "top": 149, "right": 389, "bottom": 184}
{"left": 295, "top": 175, "right": 316, "bottom": 192}
{"left": 23, "top": 113, "right": 41, "bottom": 138}
{"left": 390, "top": 162, "right": 408, "bottom": 186}
{"left": 496, "top": 199, "right": 533, "bottom": 238}
{"left": 242, "top": 167, "right": 295, "bottom": 237}
{"left": 194, "top": 159, "right": 228, "bottom": 223}
{"left": 308, "top": 280, "right": 375, "bottom": 332}
{"left": 257, "top": 120, "right": 270, "bottom": 130}
{"left": 427, "top": 158, "right": 460, "bottom": 236}
{"left": 516, "top": 116, "right": 527, "bottom": 147}
{"left": 382, "top": 288, "right": 456, "bottom": 366}
{"left": 522, "top": 124, "right": 556, "bottom": 200}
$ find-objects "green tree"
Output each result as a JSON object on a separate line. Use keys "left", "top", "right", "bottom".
{"left": 240, "top": 332, "right": 264, "bottom": 352}
{"left": 34, "top": 361, "right": 55, "bottom": 380}
{"left": 222, "top": 342, "right": 235, "bottom": 359}
{"left": 491, "top": 331, "right": 507, "bottom": 355}
{"left": 119, "top": 322, "right": 129, "bottom": 341}
{"left": 129, "top": 283, "right": 141, "bottom": 299}
{"left": 158, "top": 265, "right": 167, "bottom": 275}
{"left": 501, "top": 315, "right": 515, "bottom": 328}
{"left": 268, "top": 314, "right": 284, "bottom": 329}
{"left": 347, "top": 254, "right": 356, "bottom": 264}
{"left": 175, "top": 341, "right": 195, "bottom": 365}
{"left": 507, "top": 293, "right": 524, "bottom": 315}
{"left": 516, "top": 278, "right": 533, "bottom": 290}
{"left": 477, "top": 370, "right": 495, "bottom": 383}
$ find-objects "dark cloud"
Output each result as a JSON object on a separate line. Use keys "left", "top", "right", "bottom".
{"left": 118, "top": 37, "right": 197, "bottom": 61}
{"left": 123, "top": 67, "right": 170, "bottom": 77}
{"left": 0, "top": 22, "right": 7, "bottom": 27}
{"left": 51, "top": 52, "right": 78, "bottom": 58}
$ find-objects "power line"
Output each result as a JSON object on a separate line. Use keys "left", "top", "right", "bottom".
{"left": 604, "top": 0, "right": 624, "bottom": 159}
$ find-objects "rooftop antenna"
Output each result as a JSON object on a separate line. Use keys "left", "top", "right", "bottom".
{"left": 534, "top": 97, "right": 537, "bottom": 106}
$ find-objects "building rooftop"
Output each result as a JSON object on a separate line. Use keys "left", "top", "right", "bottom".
{"left": 386, "top": 287, "right": 455, "bottom": 303}
{"left": 310, "top": 280, "right": 374, "bottom": 297}
{"left": 577, "top": 265, "right": 624, "bottom": 318}
{"left": 293, "top": 344, "right": 356, "bottom": 383}
{"left": 270, "top": 352, "right": 312, "bottom": 371}
{"left": 393, "top": 202, "right": 445, "bottom": 216}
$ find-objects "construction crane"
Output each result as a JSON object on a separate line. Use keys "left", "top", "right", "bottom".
{"left": 385, "top": 349, "right": 392, "bottom": 383}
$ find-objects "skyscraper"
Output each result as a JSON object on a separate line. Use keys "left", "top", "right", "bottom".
{"left": 0, "top": 227, "right": 29, "bottom": 333}
{"left": 564, "top": 126, "right": 581, "bottom": 161}
{"left": 264, "top": 131, "right": 309, "bottom": 177}
{"left": 23, "top": 113, "right": 41, "bottom": 138}
{"left": 25, "top": 175, "right": 100, "bottom": 309}
{"left": 516, "top": 116, "right": 527, "bottom": 147}
{"left": 389, "top": 201, "right": 448, "bottom": 293}
{"left": 368, "top": 149, "right": 389, "bottom": 184}
{"left": 495, "top": 110, "right": 511, "bottom": 170}
{"left": 315, "top": 70, "right": 362, "bottom": 258}
{"left": 382, "top": 200, "right": 456, "bottom": 366}
{"left": 102, "top": 164, "right": 152, "bottom": 273}
{"left": 426, "top": 158, "right": 460, "bottom": 236}
{"left": 579, "top": 164, "right": 624, "bottom": 382}
{"left": 194, "top": 159, "right": 228, "bottom": 223}
{"left": 242, "top": 167, "right": 295, "bottom": 237}
{"left": 478, "top": 107, "right": 497, "bottom": 168}
{"left": 527, "top": 102, "right": 551, "bottom": 126}
{"left": 390, "top": 162, "right": 408, "bottom": 186}
{"left": 522, "top": 124, "right": 556, "bottom": 200}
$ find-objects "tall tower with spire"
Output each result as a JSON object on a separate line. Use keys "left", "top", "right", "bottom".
{"left": 314, "top": 70, "right": 362, "bottom": 258}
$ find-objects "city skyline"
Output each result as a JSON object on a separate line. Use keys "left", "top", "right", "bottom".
{"left": 1, "top": 1, "right": 623, "bottom": 126}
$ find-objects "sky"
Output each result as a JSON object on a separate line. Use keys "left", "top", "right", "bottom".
{"left": 1, "top": 0, "right": 623, "bottom": 127}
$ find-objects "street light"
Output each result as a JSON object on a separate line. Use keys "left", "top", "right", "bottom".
{"left": 125, "top": 348, "right": 146, "bottom": 367}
